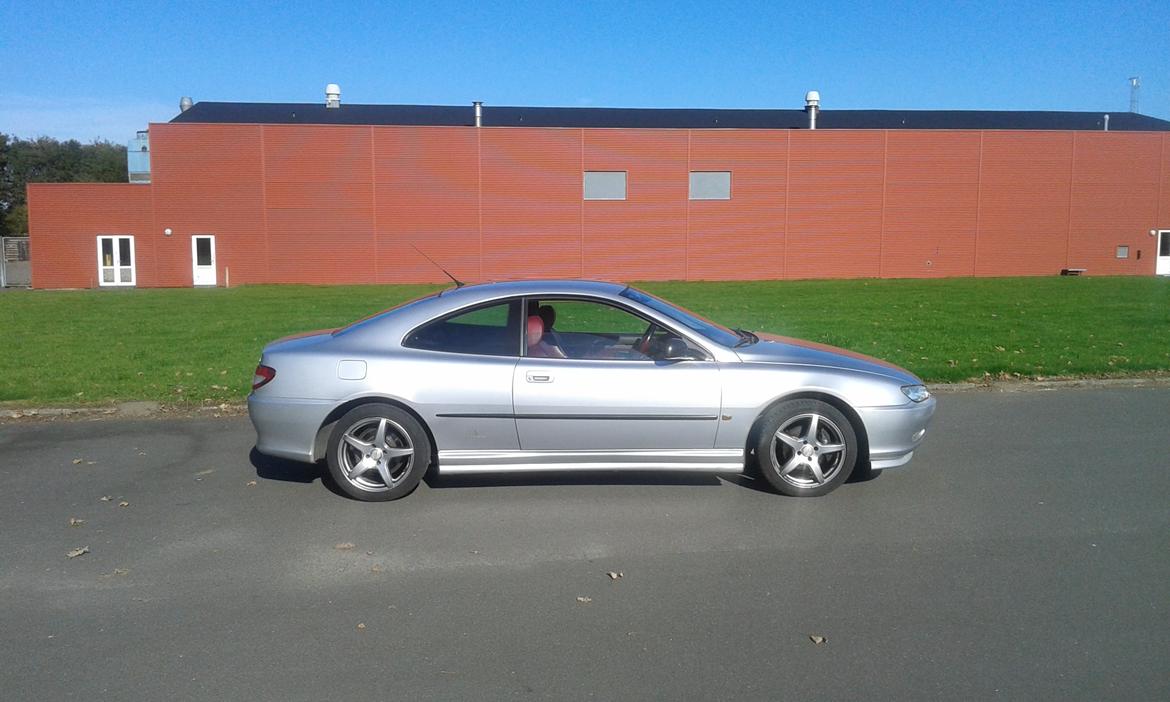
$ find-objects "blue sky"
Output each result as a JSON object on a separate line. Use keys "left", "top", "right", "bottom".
{"left": 2, "top": 0, "right": 1167, "bottom": 142}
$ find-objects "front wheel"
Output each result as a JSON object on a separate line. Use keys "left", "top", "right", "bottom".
{"left": 755, "top": 399, "right": 858, "bottom": 497}
{"left": 326, "top": 403, "right": 431, "bottom": 501}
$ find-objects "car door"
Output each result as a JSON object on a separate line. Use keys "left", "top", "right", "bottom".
{"left": 512, "top": 297, "right": 721, "bottom": 451}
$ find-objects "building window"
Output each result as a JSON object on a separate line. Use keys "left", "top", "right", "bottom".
{"left": 689, "top": 171, "right": 731, "bottom": 200}
{"left": 96, "top": 235, "right": 136, "bottom": 287}
{"left": 583, "top": 171, "right": 626, "bottom": 200}
{"left": 1116, "top": 245, "right": 1129, "bottom": 259}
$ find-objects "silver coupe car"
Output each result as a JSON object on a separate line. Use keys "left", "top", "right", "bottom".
{"left": 248, "top": 280, "right": 935, "bottom": 501}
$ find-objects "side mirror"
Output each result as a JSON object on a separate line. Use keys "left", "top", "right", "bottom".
{"left": 660, "top": 337, "right": 692, "bottom": 361}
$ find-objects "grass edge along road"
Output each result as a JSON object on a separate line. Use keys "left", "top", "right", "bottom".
{"left": 2, "top": 276, "right": 1168, "bottom": 406}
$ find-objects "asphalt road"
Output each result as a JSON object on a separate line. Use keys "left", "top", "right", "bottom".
{"left": 2, "top": 387, "right": 1168, "bottom": 700}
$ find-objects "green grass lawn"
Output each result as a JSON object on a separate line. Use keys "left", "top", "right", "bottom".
{"left": 2, "top": 277, "right": 1168, "bottom": 406}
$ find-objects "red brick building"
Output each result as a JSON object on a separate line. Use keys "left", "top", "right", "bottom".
{"left": 27, "top": 101, "right": 1170, "bottom": 288}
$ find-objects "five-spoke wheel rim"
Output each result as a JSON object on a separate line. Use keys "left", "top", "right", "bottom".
{"left": 768, "top": 412, "right": 848, "bottom": 489}
{"left": 336, "top": 417, "right": 415, "bottom": 492}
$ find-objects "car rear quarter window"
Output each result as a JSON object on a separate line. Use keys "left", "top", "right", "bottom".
{"left": 403, "top": 300, "right": 521, "bottom": 357}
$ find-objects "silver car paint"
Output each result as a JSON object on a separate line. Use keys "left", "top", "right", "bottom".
{"left": 248, "top": 280, "right": 936, "bottom": 474}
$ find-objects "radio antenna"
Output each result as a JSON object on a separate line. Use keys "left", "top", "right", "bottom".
{"left": 411, "top": 244, "right": 464, "bottom": 287}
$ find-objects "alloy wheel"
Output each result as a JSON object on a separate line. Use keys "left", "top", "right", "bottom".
{"left": 768, "top": 412, "right": 848, "bottom": 488}
{"left": 336, "top": 416, "right": 415, "bottom": 491}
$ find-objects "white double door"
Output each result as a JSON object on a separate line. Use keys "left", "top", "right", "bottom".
{"left": 1157, "top": 231, "right": 1170, "bottom": 276}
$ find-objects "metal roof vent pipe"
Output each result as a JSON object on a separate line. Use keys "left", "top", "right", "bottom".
{"left": 473, "top": 101, "right": 483, "bottom": 127}
{"left": 805, "top": 91, "right": 821, "bottom": 130}
{"left": 325, "top": 83, "right": 341, "bottom": 109}
{"left": 179, "top": 96, "right": 193, "bottom": 113}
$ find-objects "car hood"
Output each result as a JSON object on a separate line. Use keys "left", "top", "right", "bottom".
{"left": 262, "top": 329, "right": 337, "bottom": 354}
{"left": 735, "top": 332, "right": 921, "bottom": 384}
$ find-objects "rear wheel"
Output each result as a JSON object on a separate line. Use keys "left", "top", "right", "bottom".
{"left": 755, "top": 399, "right": 857, "bottom": 497}
{"left": 326, "top": 404, "right": 431, "bottom": 501}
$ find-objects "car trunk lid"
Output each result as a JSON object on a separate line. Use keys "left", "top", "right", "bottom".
{"left": 262, "top": 329, "right": 338, "bottom": 354}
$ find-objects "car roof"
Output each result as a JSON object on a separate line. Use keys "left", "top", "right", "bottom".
{"left": 438, "top": 279, "right": 629, "bottom": 300}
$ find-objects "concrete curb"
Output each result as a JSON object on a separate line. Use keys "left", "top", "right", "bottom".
{"left": 1, "top": 401, "right": 245, "bottom": 423}
{"left": 3, "top": 375, "right": 1169, "bottom": 424}
{"left": 930, "top": 375, "right": 1170, "bottom": 394}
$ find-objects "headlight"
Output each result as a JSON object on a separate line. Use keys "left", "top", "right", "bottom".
{"left": 901, "top": 384, "right": 931, "bottom": 403}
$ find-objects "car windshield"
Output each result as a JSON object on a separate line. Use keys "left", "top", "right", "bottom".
{"left": 334, "top": 290, "right": 443, "bottom": 335}
{"left": 619, "top": 287, "right": 743, "bottom": 347}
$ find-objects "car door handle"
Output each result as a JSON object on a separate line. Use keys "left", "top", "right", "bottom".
{"left": 526, "top": 372, "right": 553, "bottom": 383}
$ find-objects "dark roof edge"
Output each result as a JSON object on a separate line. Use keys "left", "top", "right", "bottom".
{"left": 168, "top": 102, "right": 1170, "bottom": 132}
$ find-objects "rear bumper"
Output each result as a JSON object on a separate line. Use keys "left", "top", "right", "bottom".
{"left": 857, "top": 397, "right": 937, "bottom": 470}
{"left": 247, "top": 394, "right": 335, "bottom": 464}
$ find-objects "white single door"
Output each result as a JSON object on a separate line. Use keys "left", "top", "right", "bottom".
{"left": 192, "top": 235, "right": 216, "bottom": 286}
{"left": 1157, "top": 231, "right": 1170, "bottom": 276}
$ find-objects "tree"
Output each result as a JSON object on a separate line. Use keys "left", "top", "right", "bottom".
{"left": 0, "top": 133, "right": 13, "bottom": 236}
{"left": 0, "top": 134, "right": 128, "bottom": 235}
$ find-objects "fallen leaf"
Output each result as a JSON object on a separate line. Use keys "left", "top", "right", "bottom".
{"left": 99, "top": 496, "right": 112, "bottom": 502}
{"left": 118, "top": 501, "right": 130, "bottom": 508}
{"left": 72, "top": 458, "right": 83, "bottom": 465}
{"left": 335, "top": 542, "right": 356, "bottom": 551}
{"left": 68, "top": 517, "right": 85, "bottom": 527}
{"left": 370, "top": 564, "right": 384, "bottom": 573}
{"left": 356, "top": 623, "right": 366, "bottom": 630}
{"left": 246, "top": 480, "right": 257, "bottom": 486}
{"left": 576, "top": 596, "right": 592, "bottom": 604}
{"left": 66, "top": 546, "right": 90, "bottom": 559}
{"left": 809, "top": 634, "right": 827, "bottom": 645}
{"left": 606, "top": 571, "right": 624, "bottom": 580}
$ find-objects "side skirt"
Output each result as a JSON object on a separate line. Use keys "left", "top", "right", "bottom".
{"left": 436, "top": 449, "right": 745, "bottom": 475}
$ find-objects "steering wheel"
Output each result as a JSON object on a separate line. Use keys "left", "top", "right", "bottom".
{"left": 635, "top": 323, "right": 657, "bottom": 357}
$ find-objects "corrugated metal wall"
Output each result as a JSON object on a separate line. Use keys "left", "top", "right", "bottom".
{"left": 28, "top": 124, "right": 1170, "bottom": 287}
{"left": 28, "top": 184, "right": 155, "bottom": 288}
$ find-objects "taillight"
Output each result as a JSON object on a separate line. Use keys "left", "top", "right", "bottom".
{"left": 252, "top": 364, "right": 276, "bottom": 390}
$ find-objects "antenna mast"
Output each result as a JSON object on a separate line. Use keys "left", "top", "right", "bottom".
{"left": 1129, "top": 76, "right": 1140, "bottom": 113}
{"left": 410, "top": 244, "right": 464, "bottom": 287}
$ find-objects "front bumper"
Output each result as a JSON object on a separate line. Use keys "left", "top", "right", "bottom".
{"left": 857, "top": 396, "right": 937, "bottom": 470}
{"left": 247, "top": 393, "right": 336, "bottom": 464}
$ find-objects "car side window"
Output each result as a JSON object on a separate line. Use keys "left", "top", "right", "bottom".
{"left": 524, "top": 298, "right": 706, "bottom": 361}
{"left": 404, "top": 300, "right": 521, "bottom": 356}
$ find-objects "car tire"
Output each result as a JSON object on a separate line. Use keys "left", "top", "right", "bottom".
{"left": 326, "top": 403, "right": 432, "bottom": 502}
{"left": 755, "top": 399, "right": 858, "bottom": 497}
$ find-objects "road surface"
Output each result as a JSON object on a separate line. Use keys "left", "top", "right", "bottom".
{"left": 1, "top": 387, "right": 1168, "bottom": 699}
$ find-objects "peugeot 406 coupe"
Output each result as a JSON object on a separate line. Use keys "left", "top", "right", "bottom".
{"left": 248, "top": 280, "right": 935, "bottom": 501}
